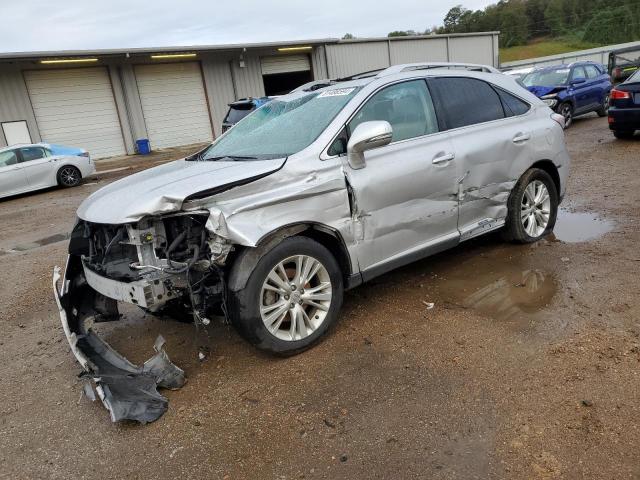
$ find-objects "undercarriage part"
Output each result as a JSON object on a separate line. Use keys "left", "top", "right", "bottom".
{"left": 54, "top": 257, "right": 186, "bottom": 424}
{"left": 55, "top": 215, "right": 233, "bottom": 422}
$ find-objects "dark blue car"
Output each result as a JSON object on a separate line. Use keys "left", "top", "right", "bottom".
{"left": 522, "top": 62, "right": 612, "bottom": 128}
{"left": 221, "top": 97, "right": 272, "bottom": 133}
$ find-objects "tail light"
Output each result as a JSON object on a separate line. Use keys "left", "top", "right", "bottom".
{"left": 611, "top": 89, "right": 631, "bottom": 100}
{"left": 551, "top": 113, "right": 565, "bottom": 129}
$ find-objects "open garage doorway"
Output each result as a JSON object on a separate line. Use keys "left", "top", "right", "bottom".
{"left": 261, "top": 55, "right": 312, "bottom": 96}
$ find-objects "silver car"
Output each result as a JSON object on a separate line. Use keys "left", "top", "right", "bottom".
{"left": 54, "top": 63, "right": 570, "bottom": 422}
{"left": 0, "top": 143, "right": 95, "bottom": 199}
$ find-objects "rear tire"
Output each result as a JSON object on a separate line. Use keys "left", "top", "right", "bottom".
{"left": 57, "top": 166, "right": 82, "bottom": 187}
{"left": 503, "top": 168, "right": 558, "bottom": 244}
{"left": 613, "top": 130, "right": 635, "bottom": 139}
{"left": 228, "top": 236, "right": 344, "bottom": 356}
{"left": 596, "top": 94, "right": 610, "bottom": 117}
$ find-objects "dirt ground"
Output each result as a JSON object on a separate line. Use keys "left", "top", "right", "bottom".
{"left": 0, "top": 117, "right": 639, "bottom": 479}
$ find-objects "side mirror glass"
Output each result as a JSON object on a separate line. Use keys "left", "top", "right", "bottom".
{"left": 346, "top": 121, "right": 393, "bottom": 169}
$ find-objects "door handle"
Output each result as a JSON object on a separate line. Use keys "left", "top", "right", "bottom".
{"left": 512, "top": 133, "right": 531, "bottom": 143}
{"left": 432, "top": 152, "right": 455, "bottom": 165}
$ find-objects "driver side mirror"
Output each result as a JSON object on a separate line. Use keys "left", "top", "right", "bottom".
{"left": 571, "top": 77, "right": 586, "bottom": 85}
{"left": 346, "top": 121, "right": 393, "bottom": 169}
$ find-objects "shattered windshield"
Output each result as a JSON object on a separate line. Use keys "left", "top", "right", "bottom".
{"left": 201, "top": 87, "right": 361, "bottom": 160}
{"left": 522, "top": 69, "right": 570, "bottom": 87}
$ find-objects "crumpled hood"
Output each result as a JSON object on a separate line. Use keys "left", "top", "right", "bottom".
{"left": 526, "top": 85, "right": 566, "bottom": 97}
{"left": 77, "top": 158, "right": 286, "bottom": 224}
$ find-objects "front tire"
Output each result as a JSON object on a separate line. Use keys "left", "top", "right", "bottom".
{"left": 57, "top": 166, "right": 82, "bottom": 187}
{"left": 557, "top": 102, "right": 573, "bottom": 129}
{"left": 503, "top": 168, "right": 558, "bottom": 244}
{"left": 228, "top": 236, "right": 344, "bottom": 356}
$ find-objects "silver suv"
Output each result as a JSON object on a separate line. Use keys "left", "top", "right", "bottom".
{"left": 54, "top": 63, "right": 570, "bottom": 422}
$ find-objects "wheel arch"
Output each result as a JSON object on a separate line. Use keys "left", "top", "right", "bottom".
{"left": 227, "top": 222, "right": 356, "bottom": 293}
{"left": 529, "top": 160, "right": 561, "bottom": 197}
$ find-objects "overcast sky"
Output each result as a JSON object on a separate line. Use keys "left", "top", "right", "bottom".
{"left": 0, "top": 0, "right": 496, "bottom": 53}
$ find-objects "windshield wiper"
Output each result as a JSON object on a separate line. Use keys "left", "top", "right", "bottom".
{"left": 202, "top": 155, "right": 258, "bottom": 161}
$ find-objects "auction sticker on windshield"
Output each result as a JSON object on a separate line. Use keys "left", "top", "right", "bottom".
{"left": 318, "top": 88, "right": 356, "bottom": 98}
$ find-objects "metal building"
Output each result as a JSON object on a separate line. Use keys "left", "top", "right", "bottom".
{"left": 0, "top": 32, "right": 499, "bottom": 158}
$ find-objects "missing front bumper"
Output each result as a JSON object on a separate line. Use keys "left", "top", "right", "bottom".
{"left": 53, "top": 257, "right": 186, "bottom": 424}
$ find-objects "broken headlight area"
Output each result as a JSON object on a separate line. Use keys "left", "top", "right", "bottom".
{"left": 54, "top": 213, "right": 231, "bottom": 423}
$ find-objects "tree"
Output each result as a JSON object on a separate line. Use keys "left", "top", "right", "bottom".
{"left": 342, "top": 33, "right": 355, "bottom": 40}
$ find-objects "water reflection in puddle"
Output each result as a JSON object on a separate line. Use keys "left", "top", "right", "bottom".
{"left": 552, "top": 209, "right": 613, "bottom": 243}
{"left": 391, "top": 236, "right": 560, "bottom": 327}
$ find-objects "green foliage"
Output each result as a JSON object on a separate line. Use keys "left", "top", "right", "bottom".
{"left": 436, "top": 0, "right": 640, "bottom": 48}
{"left": 342, "top": 33, "right": 355, "bottom": 40}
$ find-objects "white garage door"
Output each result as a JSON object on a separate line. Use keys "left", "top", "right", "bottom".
{"left": 25, "top": 68, "right": 126, "bottom": 159}
{"left": 261, "top": 55, "right": 311, "bottom": 75}
{"left": 135, "top": 62, "right": 213, "bottom": 150}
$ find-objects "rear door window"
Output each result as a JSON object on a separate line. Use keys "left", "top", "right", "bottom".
{"left": 348, "top": 79, "right": 439, "bottom": 142}
{"left": 428, "top": 77, "right": 505, "bottom": 130}
{"left": 18, "top": 146, "right": 48, "bottom": 162}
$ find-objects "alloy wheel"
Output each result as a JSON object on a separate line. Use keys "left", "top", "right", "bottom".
{"left": 560, "top": 104, "right": 572, "bottom": 128}
{"left": 520, "top": 180, "right": 551, "bottom": 238}
{"left": 260, "top": 254, "right": 332, "bottom": 341}
{"left": 60, "top": 167, "right": 79, "bottom": 186}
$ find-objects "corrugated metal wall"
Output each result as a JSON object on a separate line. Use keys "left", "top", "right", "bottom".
{"left": 0, "top": 67, "right": 40, "bottom": 147}
{"left": 326, "top": 34, "right": 498, "bottom": 78}
{"left": 311, "top": 46, "right": 328, "bottom": 79}
{"left": 447, "top": 35, "right": 494, "bottom": 64}
{"left": 326, "top": 42, "right": 390, "bottom": 78}
{"left": 201, "top": 57, "right": 237, "bottom": 136}
{"left": 389, "top": 38, "right": 449, "bottom": 64}
{"left": 231, "top": 55, "right": 265, "bottom": 99}
{"left": 118, "top": 64, "right": 148, "bottom": 148}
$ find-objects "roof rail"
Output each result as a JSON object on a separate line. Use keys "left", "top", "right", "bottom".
{"left": 375, "top": 62, "right": 501, "bottom": 77}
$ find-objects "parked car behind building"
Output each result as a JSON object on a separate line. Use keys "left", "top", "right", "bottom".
{"left": 0, "top": 143, "right": 94, "bottom": 199}
{"left": 54, "top": 63, "right": 570, "bottom": 423}
{"left": 522, "top": 62, "right": 612, "bottom": 128}
{"left": 221, "top": 97, "right": 272, "bottom": 133}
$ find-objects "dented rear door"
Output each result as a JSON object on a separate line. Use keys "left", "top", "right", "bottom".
{"left": 428, "top": 76, "right": 532, "bottom": 241}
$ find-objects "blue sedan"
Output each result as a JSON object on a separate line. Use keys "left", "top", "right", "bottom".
{"left": 522, "top": 62, "right": 612, "bottom": 128}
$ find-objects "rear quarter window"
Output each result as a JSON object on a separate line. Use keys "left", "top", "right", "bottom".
{"left": 428, "top": 77, "right": 505, "bottom": 130}
{"left": 495, "top": 88, "right": 531, "bottom": 117}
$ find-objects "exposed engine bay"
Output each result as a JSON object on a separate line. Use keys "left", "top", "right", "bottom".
{"left": 54, "top": 212, "right": 232, "bottom": 423}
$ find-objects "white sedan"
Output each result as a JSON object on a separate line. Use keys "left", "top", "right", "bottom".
{"left": 0, "top": 143, "right": 95, "bottom": 199}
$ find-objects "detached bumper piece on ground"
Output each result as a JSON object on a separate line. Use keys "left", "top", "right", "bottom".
{"left": 53, "top": 262, "right": 186, "bottom": 423}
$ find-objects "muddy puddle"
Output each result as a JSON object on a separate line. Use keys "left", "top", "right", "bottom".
{"left": 552, "top": 208, "right": 614, "bottom": 243}
{"left": 427, "top": 244, "right": 557, "bottom": 325}
{"left": 371, "top": 235, "right": 564, "bottom": 334}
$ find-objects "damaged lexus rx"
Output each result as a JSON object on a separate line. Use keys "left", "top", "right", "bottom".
{"left": 53, "top": 63, "right": 571, "bottom": 423}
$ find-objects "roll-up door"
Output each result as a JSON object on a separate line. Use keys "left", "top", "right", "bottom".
{"left": 135, "top": 62, "right": 213, "bottom": 149}
{"left": 261, "top": 55, "right": 311, "bottom": 75}
{"left": 25, "top": 67, "right": 126, "bottom": 159}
